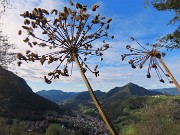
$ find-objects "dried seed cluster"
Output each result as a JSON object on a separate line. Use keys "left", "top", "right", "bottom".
{"left": 122, "top": 37, "right": 173, "bottom": 84}
{"left": 17, "top": 0, "right": 113, "bottom": 84}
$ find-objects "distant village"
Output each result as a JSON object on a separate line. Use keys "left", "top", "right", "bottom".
{"left": 27, "top": 111, "right": 109, "bottom": 135}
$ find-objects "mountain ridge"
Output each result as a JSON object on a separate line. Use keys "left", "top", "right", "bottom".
{"left": 150, "top": 87, "right": 179, "bottom": 95}
{"left": 0, "top": 66, "right": 61, "bottom": 119}
{"left": 36, "top": 82, "right": 164, "bottom": 104}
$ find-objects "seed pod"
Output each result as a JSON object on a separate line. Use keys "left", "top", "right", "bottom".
{"left": 161, "top": 52, "right": 166, "bottom": 57}
{"left": 126, "top": 45, "right": 131, "bottom": 49}
{"left": 103, "top": 44, "right": 109, "bottom": 48}
{"left": 32, "top": 42, "right": 37, "bottom": 45}
{"left": 51, "top": 9, "right": 58, "bottom": 15}
{"left": 106, "top": 18, "right": 112, "bottom": 23}
{"left": 95, "top": 71, "right": 99, "bottom": 77}
{"left": 94, "top": 65, "right": 98, "bottom": 71}
{"left": 106, "top": 24, "right": 109, "bottom": 30}
{"left": 169, "top": 81, "right": 173, "bottom": 84}
{"left": 69, "top": 0, "right": 74, "bottom": 6}
{"left": 22, "top": 26, "right": 30, "bottom": 30}
{"left": 121, "top": 55, "right": 126, "bottom": 61}
{"left": 156, "top": 53, "right": 161, "bottom": 58}
{"left": 151, "top": 64, "right": 157, "bottom": 68}
{"left": 139, "top": 64, "right": 143, "bottom": 69}
{"left": 131, "top": 63, "right": 136, "bottom": 69}
{"left": 147, "top": 73, "right": 151, "bottom": 78}
{"left": 26, "top": 50, "right": 31, "bottom": 54}
{"left": 76, "top": 3, "right": 82, "bottom": 9}
{"left": 129, "top": 60, "right": 133, "bottom": 64}
{"left": 82, "top": 67, "right": 87, "bottom": 73}
{"left": 31, "top": 21, "right": 36, "bottom": 28}
{"left": 101, "top": 16, "right": 105, "bottom": 20}
{"left": 92, "top": 19, "right": 99, "bottom": 24}
{"left": 41, "top": 9, "right": 49, "bottom": 15}
{"left": 81, "top": 14, "right": 89, "bottom": 20}
{"left": 24, "top": 19, "right": 30, "bottom": 25}
{"left": 160, "top": 79, "right": 165, "bottom": 83}
{"left": 38, "top": 8, "right": 43, "bottom": 16}
{"left": 17, "top": 61, "right": 22, "bottom": 67}
{"left": 63, "top": 7, "right": 68, "bottom": 14}
{"left": 18, "top": 30, "right": 22, "bottom": 35}
{"left": 44, "top": 76, "right": 52, "bottom": 84}
{"left": 33, "top": 8, "right": 38, "bottom": 14}
{"left": 22, "top": 11, "right": 29, "bottom": 17}
{"left": 92, "top": 4, "right": 99, "bottom": 11}
{"left": 23, "top": 37, "right": 29, "bottom": 43}
{"left": 28, "top": 42, "right": 33, "bottom": 47}
{"left": 42, "top": 31, "right": 47, "bottom": 34}
{"left": 17, "top": 53, "right": 23, "bottom": 60}
{"left": 130, "top": 36, "right": 135, "bottom": 41}
{"left": 82, "top": 7, "right": 87, "bottom": 12}
{"left": 53, "top": 18, "right": 59, "bottom": 25}
{"left": 48, "top": 72, "right": 53, "bottom": 76}
{"left": 40, "top": 57, "right": 46, "bottom": 65}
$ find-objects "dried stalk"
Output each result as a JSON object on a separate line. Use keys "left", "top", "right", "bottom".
{"left": 158, "top": 58, "right": 180, "bottom": 92}
{"left": 74, "top": 53, "right": 119, "bottom": 135}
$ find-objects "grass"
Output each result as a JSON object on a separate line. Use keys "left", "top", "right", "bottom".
{"left": 0, "top": 117, "right": 43, "bottom": 135}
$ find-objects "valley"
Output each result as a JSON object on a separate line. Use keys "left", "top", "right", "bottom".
{"left": 0, "top": 66, "right": 179, "bottom": 135}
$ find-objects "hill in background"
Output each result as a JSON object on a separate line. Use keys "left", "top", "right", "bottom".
{"left": 151, "top": 87, "right": 180, "bottom": 96}
{"left": 0, "top": 66, "right": 61, "bottom": 120}
{"left": 37, "top": 90, "right": 78, "bottom": 103}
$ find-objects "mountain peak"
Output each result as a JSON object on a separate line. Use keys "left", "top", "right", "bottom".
{"left": 105, "top": 82, "right": 163, "bottom": 100}
{"left": 126, "top": 82, "right": 138, "bottom": 87}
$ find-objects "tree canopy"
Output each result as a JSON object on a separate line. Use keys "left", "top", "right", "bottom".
{"left": 0, "top": 0, "right": 15, "bottom": 69}
{"left": 145, "top": 0, "right": 180, "bottom": 49}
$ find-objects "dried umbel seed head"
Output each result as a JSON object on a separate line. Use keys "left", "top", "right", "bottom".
{"left": 18, "top": 0, "right": 113, "bottom": 84}
{"left": 122, "top": 37, "right": 173, "bottom": 84}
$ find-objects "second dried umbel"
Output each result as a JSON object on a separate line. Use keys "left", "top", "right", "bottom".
{"left": 122, "top": 37, "right": 180, "bottom": 92}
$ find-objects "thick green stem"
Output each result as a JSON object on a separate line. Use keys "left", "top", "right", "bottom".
{"left": 74, "top": 54, "right": 119, "bottom": 135}
{"left": 158, "top": 58, "right": 180, "bottom": 92}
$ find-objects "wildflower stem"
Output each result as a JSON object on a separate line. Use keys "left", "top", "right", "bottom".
{"left": 74, "top": 53, "right": 119, "bottom": 135}
{"left": 158, "top": 58, "right": 180, "bottom": 92}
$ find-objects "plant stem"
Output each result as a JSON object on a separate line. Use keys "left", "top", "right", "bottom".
{"left": 158, "top": 58, "right": 180, "bottom": 92}
{"left": 74, "top": 54, "right": 119, "bottom": 135}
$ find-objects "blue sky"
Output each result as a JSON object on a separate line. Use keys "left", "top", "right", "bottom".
{"left": 1, "top": 0, "right": 180, "bottom": 92}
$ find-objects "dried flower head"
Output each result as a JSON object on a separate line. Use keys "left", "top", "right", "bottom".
{"left": 122, "top": 37, "right": 173, "bottom": 84}
{"left": 18, "top": 0, "right": 113, "bottom": 84}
